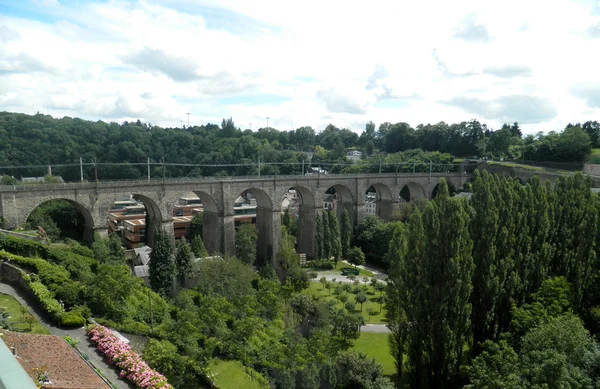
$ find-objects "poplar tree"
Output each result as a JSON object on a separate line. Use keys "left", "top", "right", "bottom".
{"left": 175, "top": 237, "right": 193, "bottom": 285}
{"left": 322, "top": 211, "right": 331, "bottom": 260}
{"left": 316, "top": 212, "right": 324, "bottom": 260}
{"left": 328, "top": 210, "right": 342, "bottom": 266}
{"left": 387, "top": 179, "right": 474, "bottom": 388}
{"left": 340, "top": 208, "right": 352, "bottom": 258}
{"left": 149, "top": 228, "right": 175, "bottom": 297}
{"left": 191, "top": 234, "right": 208, "bottom": 258}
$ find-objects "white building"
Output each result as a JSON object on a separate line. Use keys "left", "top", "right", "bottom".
{"left": 365, "top": 193, "right": 377, "bottom": 215}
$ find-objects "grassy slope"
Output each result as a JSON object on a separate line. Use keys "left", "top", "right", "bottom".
{"left": 208, "top": 360, "right": 265, "bottom": 389}
{"left": 0, "top": 293, "right": 50, "bottom": 334}
{"left": 304, "top": 282, "right": 387, "bottom": 324}
{"left": 352, "top": 332, "right": 407, "bottom": 388}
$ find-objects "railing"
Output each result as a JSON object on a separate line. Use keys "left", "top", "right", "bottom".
{"left": 0, "top": 171, "right": 469, "bottom": 192}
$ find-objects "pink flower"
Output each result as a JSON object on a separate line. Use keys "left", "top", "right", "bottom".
{"left": 88, "top": 325, "right": 173, "bottom": 389}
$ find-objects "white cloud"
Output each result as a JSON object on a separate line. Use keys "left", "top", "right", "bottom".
{"left": 0, "top": 0, "right": 599, "bottom": 134}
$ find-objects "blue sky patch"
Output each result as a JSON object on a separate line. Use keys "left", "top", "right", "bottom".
{"left": 374, "top": 99, "right": 408, "bottom": 109}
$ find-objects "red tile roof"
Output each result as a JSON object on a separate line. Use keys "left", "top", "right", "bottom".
{"left": 2, "top": 331, "right": 111, "bottom": 389}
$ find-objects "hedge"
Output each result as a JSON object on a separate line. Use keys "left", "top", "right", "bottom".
{"left": 60, "top": 310, "right": 86, "bottom": 327}
{"left": 0, "top": 233, "right": 48, "bottom": 258}
{"left": 24, "top": 277, "right": 65, "bottom": 321}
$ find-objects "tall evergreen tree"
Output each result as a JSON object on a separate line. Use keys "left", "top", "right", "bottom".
{"left": 316, "top": 212, "right": 324, "bottom": 260}
{"left": 149, "top": 228, "right": 175, "bottom": 297}
{"left": 387, "top": 179, "right": 474, "bottom": 388}
{"left": 547, "top": 173, "right": 597, "bottom": 308}
{"left": 191, "top": 234, "right": 208, "bottom": 258}
{"left": 186, "top": 213, "right": 203, "bottom": 240}
{"left": 322, "top": 211, "right": 331, "bottom": 260}
{"left": 175, "top": 237, "right": 193, "bottom": 285}
{"left": 236, "top": 223, "right": 257, "bottom": 265}
{"left": 340, "top": 208, "right": 352, "bottom": 258}
{"left": 282, "top": 209, "right": 291, "bottom": 230}
{"left": 328, "top": 210, "right": 342, "bottom": 266}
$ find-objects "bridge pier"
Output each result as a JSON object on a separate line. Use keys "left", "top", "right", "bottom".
{"left": 222, "top": 214, "right": 236, "bottom": 257}
{"left": 202, "top": 211, "right": 220, "bottom": 255}
{"left": 376, "top": 199, "right": 393, "bottom": 222}
{"left": 89, "top": 225, "right": 105, "bottom": 242}
{"left": 256, "top": 207, "right": 281, "bottom": 267}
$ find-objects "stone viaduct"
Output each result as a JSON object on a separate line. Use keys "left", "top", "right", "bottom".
{"left": 0, "top": 172, "right": 472, "bottom": 263}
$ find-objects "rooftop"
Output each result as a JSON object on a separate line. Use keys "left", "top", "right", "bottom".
{"left": 0, "top": 336, "right": 38, "bottom": 389}
{"left": 2, "top": 331, "right": 111, "bottom": 389}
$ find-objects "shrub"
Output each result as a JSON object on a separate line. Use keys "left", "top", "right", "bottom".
{"left": 0, "top": 234, "right": 48, "bottom": 257}
{"left": 63, "top": 335, "right": 80, "bottom": 348}
{"left": 61, "top": 311, "right": 86, "bottom": 327}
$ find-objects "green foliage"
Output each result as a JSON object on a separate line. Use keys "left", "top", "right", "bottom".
{"left": 0, "top": 232, "right": 49, "bottom": 257}
{"left": 322, "top": 211, "right": 331, "bottom": 259}
{"left": 340, "top": 209, "right": 352, "bottom": 258}
{"left": 62, "top": 335, "right": 80, "bottom": 348}
{"left": 60, "top": 310, "right": 86, "bottom": 327}
{"left": 149, "top": 228, "right": 175, "bottom": 297}
{"left": 85, "top": 264, "right": 136, "bottom": 319}
{"left": 194, "top": 257, "right": 257, "bottom": 301}
{"left": 26, "top": 199, "right": 85, "bottom": 242}
{"left": 190, "top": 234, "right": 208, "bottom": 258}
{"left": 510, "top": 277, "right": 573, "bottom": 341}
{"left": 175, "top": 237, "right": 193, "bottom": 284}
{"left": 387, "top": 179, "right": 474, "bottom": 387}
{"left": 468, "top": 315, "right": 600, "bottom": 389}
{"left": 236, "top": 224, "right": 257, "bottom": 265}
{"left": 333, "top": 351, "right": 395, "bottom": 389}
{"left": 327, "top": 210, "right": 342, "bottom": 265}
{"left": 354, "top": 216, "right": 398, "bottom": 267}
{"left": 187, "top": 212, "right": 203, "bottom": 240}
{"left": 348, "top": 246, "right": 366, "bottom": 268}
{"left": 316, "top": 212, "right": 324, "bottom": 260}
{"left": 27, "top": 278, "right": 65, "bottom": 321}
{"left": 523, "top": 125, "right": 592, "bottom": 163}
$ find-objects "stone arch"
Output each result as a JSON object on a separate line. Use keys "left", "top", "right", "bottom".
{"left": 323, "top": 184, "right": 355, "bottom": 225}
{"left": 366, "top": 183, "right": 394, "bottom": 221}
{"left": 279, "top": 185, "right": 316, "bottom": 258}
{"left": 131, "top": 194, "right": 162, "bottom": 247}
{"left": 232, "top": 187, "right": 276, "bottom": 265}
{"left": 399, "top": 182, "right": 427, "bottom": 202}
{"left": 25, "top": 198, "right": 95, "bottom": 244}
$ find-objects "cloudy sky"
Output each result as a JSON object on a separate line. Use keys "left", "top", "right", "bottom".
{"left": 1, "top": 0, "right": 599, "bottom": 134}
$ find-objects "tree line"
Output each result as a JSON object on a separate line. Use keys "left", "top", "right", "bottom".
{"left": 0, "top": 112, "right": 597, "bottom": 183}
{"left": 386, "top": 171, "right": 600, "bottom": 388}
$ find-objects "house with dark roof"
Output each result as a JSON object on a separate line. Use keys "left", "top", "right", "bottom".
{"left": 2, "top": 331, "right": 111, "bottom": 389}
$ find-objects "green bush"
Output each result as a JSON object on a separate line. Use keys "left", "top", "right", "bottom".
{"left": 60, "top": 310, "right": 86, "bottom": 327}
{"left": 95, "top": 317, "right": 152, "bottom": 335}
{"left": 306, "top": 260, "right": 334, "bottom": 270}
{"left": 47, "top": 247, "right": 94, "bottom": 282}
{"left": 0, "top": 234, "right": 48, "bottom": 257}
{"left": 26, "top": 278, "right": 65, "bottom": 321}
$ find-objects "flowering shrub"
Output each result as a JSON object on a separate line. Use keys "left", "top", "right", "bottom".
{"left": 88, "top": 325, "right": 172, "bottom": 389}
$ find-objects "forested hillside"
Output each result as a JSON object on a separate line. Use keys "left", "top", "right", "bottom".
{"left": 0, "top": 112, "right": 596, "bottom": 181}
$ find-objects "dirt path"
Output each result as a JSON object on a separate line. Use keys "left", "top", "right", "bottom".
{"left": 0, "top": 282, "right": 133, "bottom": 389}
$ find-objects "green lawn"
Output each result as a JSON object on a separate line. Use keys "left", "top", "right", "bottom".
{"left": 0, "top": 293, "right": 50, "bottom": 334}
{"left": 208, "top": 360, "right": 266, "bottom": 389}
{"left": 352, "top": 332, "right": 407, "bottom": 387}
{"left": 304, "top": 281, "right": 387, "bottom": 324}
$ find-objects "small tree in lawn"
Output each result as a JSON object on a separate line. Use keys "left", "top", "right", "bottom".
{"left": 342, "top": 283, "right": 352, "bottom": 295}
{"left": 374, "top": 281, "right": 385, "bottom": 297}
{"left": 175, "top": 237, "right": 193, "bottom": 285}
{"left": 356, "top": 292, "right": 368, "bottom": 311}
{"left": 345, "top": 301, "right": 356, "bottom": 312}
{"left": 362, "top": 277, "right": 369, "bottom": 285}
{"left": 348, "top": 246, "right": 366, "bottom": 269}
{"left": 367, "top": 307, "right": 378, "bottom": 321}
{"left": 370, "top": 278, "right": 378, "bottom": 288}
{"left": 308, "top": 271, "right": 318, "bottom": 282}
{"left": 325, "top": 281, "right": 333, "bottom": 295}
{"left": 339, "top": 294, "right": 349, "bottom": 304}
{"left": 24, "top": 313, "right": 35, "bottom": 331}
{"left": 320, "top": 277, "right": 328, "bottom": 290}
{"left": 374, "top": 295, "right": 384, "bottom": 314}
{"left": 191, "top": 235, "right": 208, "bottom": 258}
